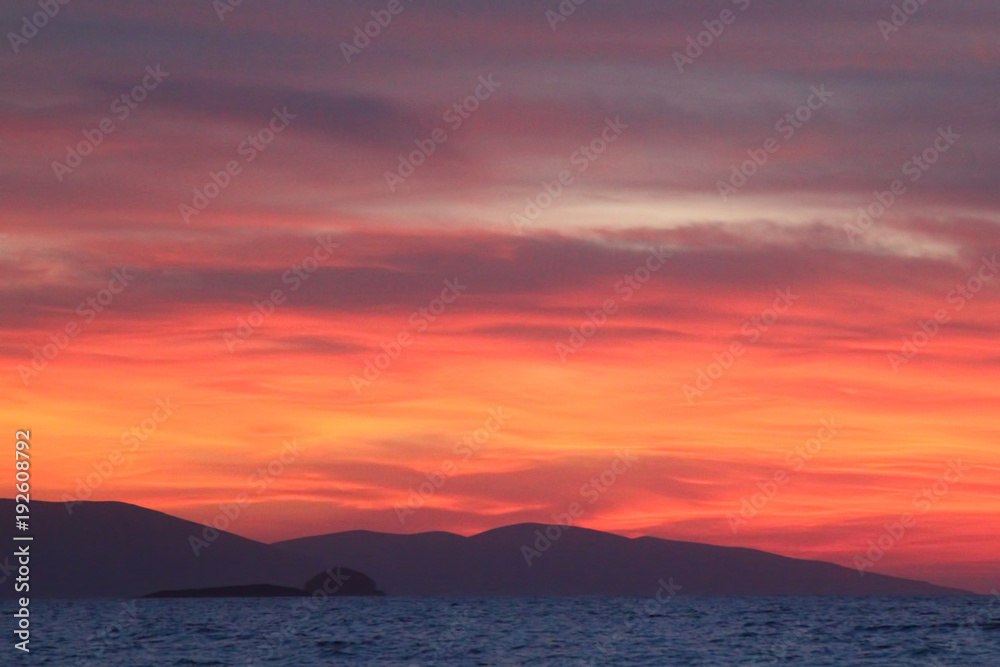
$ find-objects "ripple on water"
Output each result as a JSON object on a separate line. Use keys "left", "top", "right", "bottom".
{"left": 9, "top": 596, "right": 1000, "bottom": 666}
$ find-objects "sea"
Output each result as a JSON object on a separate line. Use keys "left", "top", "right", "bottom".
{"left": 11, "top": 596, "right": 1000, "bottom": 665}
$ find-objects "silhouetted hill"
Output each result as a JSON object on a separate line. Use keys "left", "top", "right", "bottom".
{"left": 275, "top": 523, "right": 970, "bottom": 596}
{"left": 145, "top": 567, "right": 385, "bottom": 598}
{"left": 0, "top": 500, "right": 331, "bottom": 598}
{"left": 302, "top": 567, "right": 384, "bottom": 596}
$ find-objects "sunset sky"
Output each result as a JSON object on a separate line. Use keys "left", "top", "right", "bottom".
{"left": 2, "top": 1, "right": 998, "bottom": 593}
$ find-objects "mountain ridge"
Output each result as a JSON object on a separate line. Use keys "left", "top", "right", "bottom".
{"left": 1, "top": 500, "right": 973, "bottom": 598}
{"left": 275, "top": 521, "right": 971, "bottom": 596}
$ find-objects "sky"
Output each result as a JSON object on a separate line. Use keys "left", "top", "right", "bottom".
{"left": 2, "top": 0, "right": 998, "bottom": 593}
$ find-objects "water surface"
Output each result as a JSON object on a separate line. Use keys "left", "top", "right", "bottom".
{"left": 14, "top": 596, "right": 1000, "bottom": 665}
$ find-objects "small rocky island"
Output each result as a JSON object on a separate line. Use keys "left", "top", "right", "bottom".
{"left": 143, "top": 567, "right": 385, "bottom": 598}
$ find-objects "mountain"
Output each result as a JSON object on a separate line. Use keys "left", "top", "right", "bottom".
{"left": 1, "top": 500, "right": 970, "bottom": 597}
{"left": 0, "top": 499, "right": 336, "bottom": 598}
{"left": 275, "top": 523, "right": 970, "bottom": 596}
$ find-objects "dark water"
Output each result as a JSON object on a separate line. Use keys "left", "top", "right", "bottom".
{"left": 11, "top": 596, "right": 1000, "bottom": 665}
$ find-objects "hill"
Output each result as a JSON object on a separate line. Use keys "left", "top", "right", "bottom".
{"left": 275, "top": 523, "right": 969, "bottom": 596}
{"left": 0, "top": 499, "right": 327, "bottom": 598}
